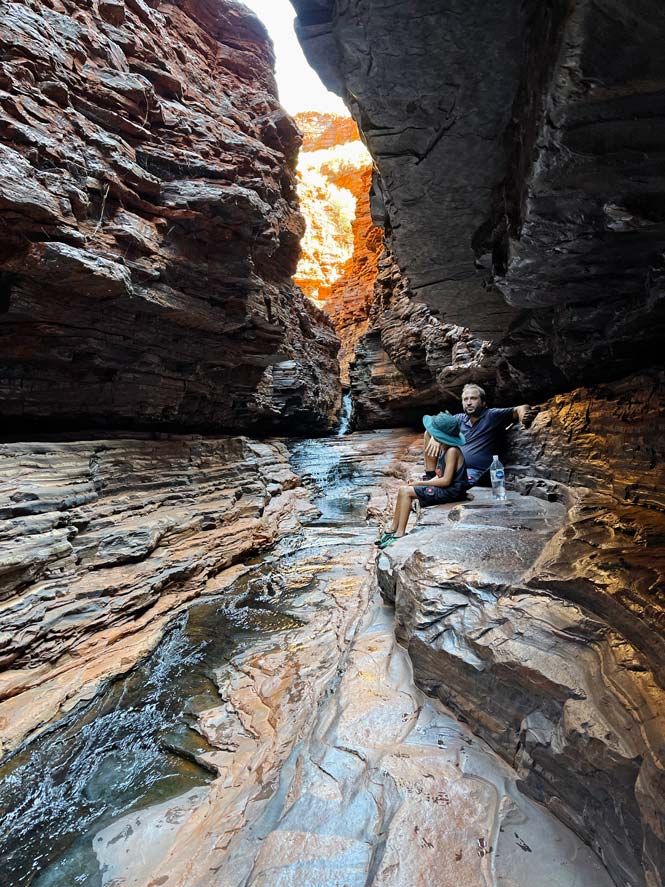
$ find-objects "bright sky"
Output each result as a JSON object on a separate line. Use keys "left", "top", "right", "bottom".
{"left": 241, "top": 0, "right": 347, "bottom": 115}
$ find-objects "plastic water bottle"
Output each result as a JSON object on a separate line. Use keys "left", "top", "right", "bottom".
{"left": 490, "top": 455, "right": 506, "bottom": 501}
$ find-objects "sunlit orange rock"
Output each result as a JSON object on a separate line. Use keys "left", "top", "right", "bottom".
{"left": 294, "top": 113, "right": 382, "bottom": 384}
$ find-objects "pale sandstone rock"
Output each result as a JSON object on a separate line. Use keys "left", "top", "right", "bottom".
{"left": 82, "top": 564, "right": 614, "bottom": 887}
{"left": 218, "top": 600, "right": 613, "bottom": 887}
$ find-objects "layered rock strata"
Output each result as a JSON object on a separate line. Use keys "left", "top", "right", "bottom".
{"left": 294, "top": 112, "right": 381, "bottom": 384}
{"left": 25, "top": 431, "right": 615, "bottom": 887}
{"left": 0, "top": 434, "right": 315, "bottom": 756}
{"left": 349, "top": 248, "right": 496, "bottom": 428}
{"left": 507, "top": 370, "right": 665, "bottom": 679}
{"left": 376, "top": 372, "right": 665, "bottom": 887}
{"left": 294, "top": 0, "right": 665, "bottom": 407}
{"left": 0, "top": 0, "right": 340, "bottom": 433}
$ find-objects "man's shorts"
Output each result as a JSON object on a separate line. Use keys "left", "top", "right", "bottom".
{"left": 413, "top": 485, "right": 468, "bottom": 507}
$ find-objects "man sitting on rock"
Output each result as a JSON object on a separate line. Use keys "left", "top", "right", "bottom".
{"left": 424, "top": 383, "right": 538, "bottom": 486}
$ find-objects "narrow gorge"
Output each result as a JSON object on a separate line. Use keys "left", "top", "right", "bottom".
{"left": 0, "top": 1, "right": 663, "bottom": 886}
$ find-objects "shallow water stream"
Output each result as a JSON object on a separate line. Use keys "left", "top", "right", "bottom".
{"left": 0, "top": 433, "right": 378, "bottom": 885}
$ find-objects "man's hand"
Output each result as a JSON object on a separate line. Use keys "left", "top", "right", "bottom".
{"left": 515, "top": 404, "right": 539, "bottom": 428}
{"left": 425, "top": 436, "right": 444, "bottom": 458}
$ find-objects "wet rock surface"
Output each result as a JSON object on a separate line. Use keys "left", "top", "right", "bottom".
{"left": 376, "top": 416, "right": 665, "bottom": 886}
{"left": 221, "top": 598, "right": 613, "bottom": 887}
{"left": 0, "top": 0, "right": 340, "bottom": 433}
{"left": 0, "top": 431, "right": 618, "bottom": 887}
{"left": 0, "top": 434, "right": 314, "bottom": 757}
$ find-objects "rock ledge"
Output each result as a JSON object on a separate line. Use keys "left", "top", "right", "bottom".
{"left": 377, "top": 488, "right": 665, "bottom": 887}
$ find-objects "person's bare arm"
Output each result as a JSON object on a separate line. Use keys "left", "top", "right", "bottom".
{"left": 424, "top": 449, "right": 459, "bottom": 487}
{"left": 513, "top": 404, "right": 539, "bottom": 428}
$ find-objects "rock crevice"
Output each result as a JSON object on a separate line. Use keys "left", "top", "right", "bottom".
{"left": 295, "top": 0, "right": 665, "bottom": 416}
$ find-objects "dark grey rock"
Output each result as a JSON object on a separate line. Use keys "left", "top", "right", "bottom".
{"left": 295, "top": 0, "right": 665, "bottom": 407}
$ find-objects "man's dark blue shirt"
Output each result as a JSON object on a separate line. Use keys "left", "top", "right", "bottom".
{"left": 454, "top": 407, "right": 514, "bottom": 482}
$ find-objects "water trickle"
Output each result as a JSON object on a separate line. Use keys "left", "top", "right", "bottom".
{"left": 336, "top": 390, "right": 353, "bottom": 436}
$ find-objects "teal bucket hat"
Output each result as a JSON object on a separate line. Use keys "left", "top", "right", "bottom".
{"left": 423, "top": 411, "right": 466, "bottom": 447}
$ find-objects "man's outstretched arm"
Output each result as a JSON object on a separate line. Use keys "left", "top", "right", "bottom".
{"left": 512, "top": 404, "right": 539, "bottom": 428}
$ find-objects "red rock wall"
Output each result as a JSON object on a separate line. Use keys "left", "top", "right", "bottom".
{"left": 324, "top": 167, "right": 382, "bottom": 385}
{"left": 294, "top": 112, "right": 381, "bottom": 384}
{"left": 296, "top": 110, "right": 360, "bottom": 151}
{"left": 0, "top": 0, "right": 340, "bottom": 433}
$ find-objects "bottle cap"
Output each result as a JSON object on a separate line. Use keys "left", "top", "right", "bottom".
{"left": 493, "top": 454, "right": 498, "bottom": 459}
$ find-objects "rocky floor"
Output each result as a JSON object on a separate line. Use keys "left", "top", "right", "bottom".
{"left": 378, "top": 489, "right": 665, "bottom": 887}
{"left": 0, "top": 430, "right": 633, "bottom": 886}
{"left": 67, "top": 507, "right": 614, "bottom": 887}
{"left": 217, "top": 597, "right": 613, "bottom": 887}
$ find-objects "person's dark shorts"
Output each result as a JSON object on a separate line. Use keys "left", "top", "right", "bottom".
{"left": 466, "top": 467, "right": 488, "bottom": 486}
{"left": 413, "top": 484, "right": 468, "bottom": 507}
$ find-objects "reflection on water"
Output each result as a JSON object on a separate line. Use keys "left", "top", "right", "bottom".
{"left": 0, "top": 541, "right": 308, "bottom": 887}
{"left": 0, "top": 435, "right": 370, "bottom": 885}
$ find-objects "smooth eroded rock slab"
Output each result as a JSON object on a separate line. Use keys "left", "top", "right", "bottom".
{"left": 376, "top": 487, "right": 665, "bottom": 887}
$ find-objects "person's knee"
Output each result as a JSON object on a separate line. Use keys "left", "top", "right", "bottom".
{"left": 398, "top": 485, "right": 412, "bottom": 496}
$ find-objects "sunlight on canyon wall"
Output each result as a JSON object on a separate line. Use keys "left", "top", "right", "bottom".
{"left": 294, "top": 112, "right": 383, "bottom": 383}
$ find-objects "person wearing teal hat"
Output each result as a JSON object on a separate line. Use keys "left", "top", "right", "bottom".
{"left": 376, "top": 412, "right": 470, "bottom": 549}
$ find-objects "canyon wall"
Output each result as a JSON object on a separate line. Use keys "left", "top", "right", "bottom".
{"left": 294, "top": 111, "right": 381, "bottom": 384}
{"left": 294, "top": 0, "right": 665, "bottom": 419}
{"left": 294, "top": 2, "right": 665, "bottom": 883}
{"left": 0, "top": 0, "right": 341, "bottom": 781}
{"left": 0, "top": 0, "right": 340, "bottom": 434}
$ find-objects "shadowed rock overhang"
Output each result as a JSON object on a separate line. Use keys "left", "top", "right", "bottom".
{"left": 294, "top": 0, "right": 665, "bottom": 404}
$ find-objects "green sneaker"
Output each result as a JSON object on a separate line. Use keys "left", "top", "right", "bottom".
{"left": 374, "top": 530, "right": 395, "bottom": 547}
